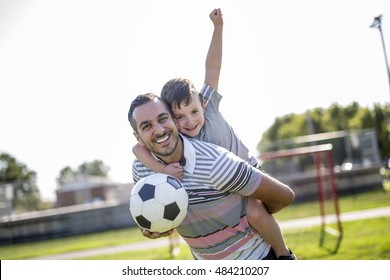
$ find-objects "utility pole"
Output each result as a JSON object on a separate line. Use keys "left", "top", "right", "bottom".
{"left": 370, "top": 15, "right": 390, "bottom": 95}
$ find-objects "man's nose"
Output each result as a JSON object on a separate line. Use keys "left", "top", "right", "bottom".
{"left": 155, "top": 123, "right": 165, "bottom": 133}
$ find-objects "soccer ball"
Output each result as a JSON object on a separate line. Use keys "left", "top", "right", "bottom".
{"left": 129, "top": 173, "right": 188, "bottom": 233}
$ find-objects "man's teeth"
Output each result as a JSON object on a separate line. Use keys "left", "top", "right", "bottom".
{"left": 155, "top": 134, "right": 169, "bottom": 144}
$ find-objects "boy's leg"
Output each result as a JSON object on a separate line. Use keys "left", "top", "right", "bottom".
{"left": 247, "top": 198, "right": 296, "bottom": 259}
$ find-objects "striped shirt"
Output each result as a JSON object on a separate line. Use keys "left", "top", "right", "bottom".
{"left": 199, "top": 84, "right": 258, "bottom": 166}
{"left": 132, "top": 136, "right": 271, "bottom": 260}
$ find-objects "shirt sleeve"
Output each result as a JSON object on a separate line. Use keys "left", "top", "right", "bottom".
{"left": 200, "top": 83, "right": 221, "bottom": 111}
{"left": 132, "top": 160, "right": 155, "bottom": 184}
{"left": 132, "top": 161, "right": 141, "bottom": 184}
{"left": 209, "top": 150, "right": 263, "bottom": 196}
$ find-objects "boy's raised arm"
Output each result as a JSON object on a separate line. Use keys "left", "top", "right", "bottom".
{"left": 204, "top": 8, "right": 223, "bottom": 91}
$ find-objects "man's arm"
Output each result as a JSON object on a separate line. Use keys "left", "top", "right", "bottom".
{"left": 204, "top": 8, "right": 223, "bottom": 91}
{"left": 249, "top": 172, "right": 295, "bottom": 214}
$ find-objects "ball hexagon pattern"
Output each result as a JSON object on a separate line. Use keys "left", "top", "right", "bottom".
{"left": 129, "top": 173, "right": 188, "bottom": 233}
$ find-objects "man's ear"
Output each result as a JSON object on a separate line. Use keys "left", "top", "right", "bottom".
{"left": 133, "top": 131, "right": 144, "bottom": 146}
{"left": 202, "top": 99, "right": 206, "bottom": 109}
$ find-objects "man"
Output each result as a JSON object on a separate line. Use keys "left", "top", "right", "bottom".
{"left": 128, "top": 93, "right": 295, "bottom": 260}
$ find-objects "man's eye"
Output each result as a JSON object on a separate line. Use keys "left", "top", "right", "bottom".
{"left": 142, "top": 124, "right": 151, "bottom": 131}
{"left": 160, "top": 116, "right": 169, "bottom": 123}
{"left": 174, "top": 115, "right": 183, "bottom": 120}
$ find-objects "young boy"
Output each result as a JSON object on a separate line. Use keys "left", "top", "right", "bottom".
{"left": 133, "top": 8, "right": 295, "bottom": 260}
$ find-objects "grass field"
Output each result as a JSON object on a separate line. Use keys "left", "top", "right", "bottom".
{"left": 1, "top": 188, "right": 389, "bottom": 260}
{"left": 80, "top": 216, "right": 390, "bottom": 260}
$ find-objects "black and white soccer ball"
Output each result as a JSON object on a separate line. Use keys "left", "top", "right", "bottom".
{"left": 129, "top": 173, "right": 188, "bottom": 233}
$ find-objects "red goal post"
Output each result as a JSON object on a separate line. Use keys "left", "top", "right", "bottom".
{"left": 260, "top": 144, "right": 343, "bottom": 253}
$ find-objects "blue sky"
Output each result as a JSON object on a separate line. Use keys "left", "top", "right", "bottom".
{"left": 1, "top": 0, "right": 389, "bottom": 201}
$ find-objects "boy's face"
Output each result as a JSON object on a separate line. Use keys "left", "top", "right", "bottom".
{"left": 171, "top": 94, "right": 205, "bottom": 138}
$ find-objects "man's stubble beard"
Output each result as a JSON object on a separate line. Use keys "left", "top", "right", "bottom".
{"left": 140, "top": 133, "right": 179, "bottom": 159}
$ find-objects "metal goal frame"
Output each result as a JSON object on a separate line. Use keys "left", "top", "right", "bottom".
{"left": 260, "top": 144, "right": 343, "bottom": 253}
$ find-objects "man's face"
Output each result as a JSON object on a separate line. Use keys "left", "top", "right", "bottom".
{"left": 132, "top": 98, "right": 180, "bottom": 159}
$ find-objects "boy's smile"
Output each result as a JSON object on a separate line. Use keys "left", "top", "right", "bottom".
{"left": 172, "top": 94, "right": 205, "bottom": 138}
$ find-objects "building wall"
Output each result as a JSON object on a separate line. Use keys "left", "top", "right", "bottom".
{"left": 56, "top": 180, "right": 123, "bottom": 207}
{"left": 57, "top": 192, "right": 76, "bottom": 207}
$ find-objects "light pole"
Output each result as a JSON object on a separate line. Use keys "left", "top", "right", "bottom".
{"left": 370, "top": 15, "right": 390, "bottom": 95}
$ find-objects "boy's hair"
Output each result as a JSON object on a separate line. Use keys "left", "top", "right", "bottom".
{"left": 128, "top": 93, "right": 170, "bottom": 132}
{"left": 161, "top": 78, "right": 203, "bottom": 110}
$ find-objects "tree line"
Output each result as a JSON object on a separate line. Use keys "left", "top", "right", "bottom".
{"left": 257, "top": 102, "right": 390, "bottom": 163}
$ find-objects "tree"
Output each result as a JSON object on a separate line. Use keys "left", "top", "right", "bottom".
{"left": 78, "top": 160, "right": 110, "bottom": 177}
{"left": 0, "top": 153, "right": 41, "bottom": 212}
{"left": 57, "top": 160, "right": 110, "bottom": 186}
{"left": 371, "top": 103, "right": 390, "bottom": 162}
{"left": 57, "top": 166, "right": 76, "bottom": 185}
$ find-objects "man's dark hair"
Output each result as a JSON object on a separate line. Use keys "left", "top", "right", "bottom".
{"left": 128, "top": 93, "right": 170, "bottom": 132}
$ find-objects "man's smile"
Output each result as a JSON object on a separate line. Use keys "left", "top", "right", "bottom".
{"left": 154, "top": 133, "right": 170, "bottom": 144}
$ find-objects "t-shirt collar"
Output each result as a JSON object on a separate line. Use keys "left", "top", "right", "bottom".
{"left": 180, "top": 134, "right": 196, "bottom": 174}
{"left": 151, "top": 134, "right": 196, "bottom": 174}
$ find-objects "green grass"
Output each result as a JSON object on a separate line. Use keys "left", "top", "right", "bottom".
{"left": 79, "top": 216, "right": 390, "bottom": 260}
{"left": 285, "top": 216, "right": 390, "bottom": 260}
{"left": 1, "top": 189, "right": 389, "bottom": 260}
{"left": 383, "top": 180, "right": 390, "bottom": 191}
{"left": 0, "top": 227, "right": 142, "bottom": 260}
